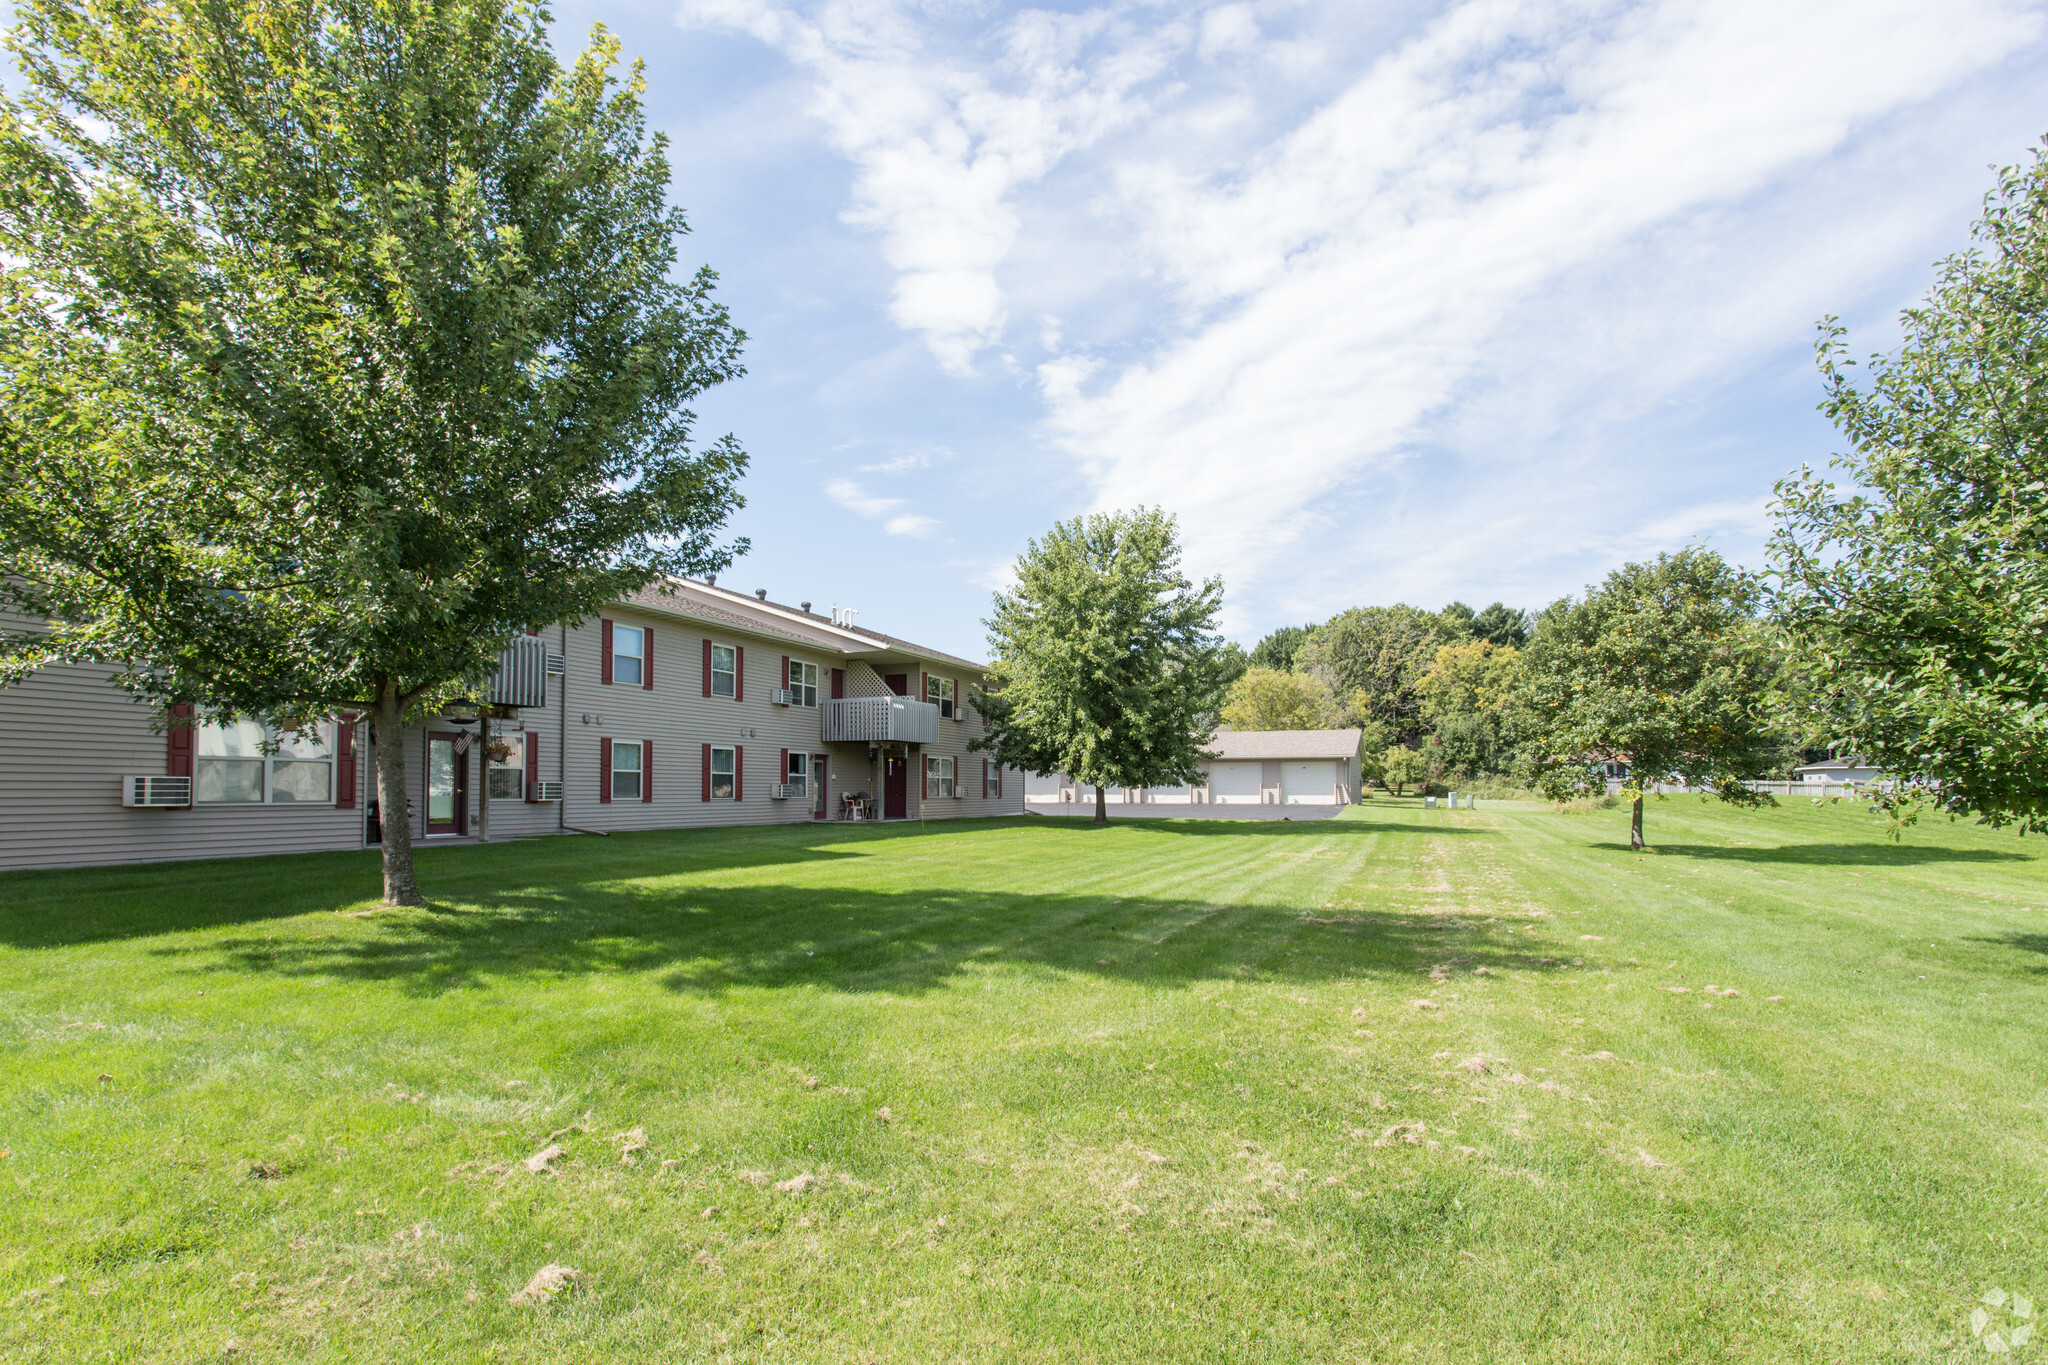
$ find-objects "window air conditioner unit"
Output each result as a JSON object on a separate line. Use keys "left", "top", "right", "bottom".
{"left": 769, "top": 688, "right": 793, "bottom": 706}
{"left": 545, "top": 653, "right": 566, "bottom": 675}
{"left": 769, "top": 782, "right": 794, "bottom": 800}
{"left": 531, "top": 781, "right": 563, "bottom": 802}
{"left": 123, "top": 775, "right": 191, "bottom": 807}
{"left": 954, "top": 788, "right": 967, "bottom": 798}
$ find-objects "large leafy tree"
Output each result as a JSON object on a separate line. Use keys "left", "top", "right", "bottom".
{"left": 0, "top": 0, "right": 747, "bottom": 903}
{"left": 1772, "top": 146, "right": 2048, "bottom": 833}
{"left": 1220, "top": 666, "right": 1341, "bottom": 731}
{"left": 1416, "top": 640, "right": 1521, "bottom": 778}
{"left": 976, "top": 509, "right": 1228, "bottom": 824}
{"left": 1247, "top": 623, "right": 1316, "bottom": 672}
{"left": 1514, "top": 549, "right": 1780, "bottom": 849}
{"left": 1296, "top": 604, "right": 1456, "bottom": 736}
{"left": 1469, "top": 602, "right": 1530, "bottom": 649}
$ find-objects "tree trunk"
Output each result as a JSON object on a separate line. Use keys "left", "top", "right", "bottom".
{"left": 1095, "top": 783, "right": 1108, "bottom": 824}
{"left": 372, "top": 683, "right": 426, "bottom": 905}
{"left": 1630, "top": 792, "right": 1646, "bottom": 851}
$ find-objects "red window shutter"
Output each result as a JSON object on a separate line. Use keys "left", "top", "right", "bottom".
{"left": 779, "top": 747, "right": 789, "bottom": 784}
{"left": 734, "top": 745, "right": 744, "bottom": 801}
{"left": 701, "top": 743, "right": 711, "bottom": 802}
{"left": 526, "top": 732, "right": 541, "bottom": 802}
{"left": 831, "top": 668, "right": 845, "bottom": 700}
{"left": 982, "top": 757, "right": 989, "bottom": 798}
{"left": 166, "top": 703, "right": 195, "bottom": 808}
{"left": 599, "top": 737, "right": 613, "bottom": 803}
{"left": 781, "top": 655, "right": 790, "bottom": 693}
{"left": 601, "top": 618, "right": 615, "bottom": 686}
{"left": 336, "top": 716, "right": 358, "bottom": 809}
{"left": 734, "top": 646, "right": 744, "bottom": 702}
{"left": 702, "top": 637, "right": 712, "bottom": 697}
{"left": 643, "top": 627, "right": 654, "bottom": 691}
{"left": 642, "top": 740, "right": 653, "bottom": 803}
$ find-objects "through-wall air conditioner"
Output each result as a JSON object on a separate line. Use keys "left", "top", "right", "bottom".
{"left": 122, "top": 775, "right": 192, "bottom": 807}
{"left": 769, "top": 688, "right": 793, "bottom": 706}
{"left": 769, "top": 783, "right": 794, "bottom": 800}
{"left": 531, "top": 781, "right": 563, "bottom": 802}
{"left": 545, "top": 653, "right": 566, "bottom": 675}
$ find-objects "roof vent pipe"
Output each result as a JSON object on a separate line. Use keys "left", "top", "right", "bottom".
{"left": 800, "top": 601, "right": 811, "bottom": 613}
{"left": 707, "top": 574, "right": 717, "bottom": 586}
{"left": 755, "top": 588, "right": 768, "bottom": 600}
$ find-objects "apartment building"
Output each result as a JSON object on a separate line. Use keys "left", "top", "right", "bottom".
{"left": 0, "top": 579, "right": 1023, "bottom": 870}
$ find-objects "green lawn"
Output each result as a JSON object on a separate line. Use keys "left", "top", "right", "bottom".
{"left": 5, "top": 797, "right": 2048, "bottom": 1362}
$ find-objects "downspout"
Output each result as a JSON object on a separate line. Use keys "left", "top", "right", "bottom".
{"left": 558, "top": 622, "right": 569, "bottom": 837}
{"left": 479, "top": 714, "right": 490, "bottom": 843}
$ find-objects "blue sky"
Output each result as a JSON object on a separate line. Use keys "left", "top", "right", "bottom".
{"left": 64, "top": 0, "right": 2048, "bottom": 661}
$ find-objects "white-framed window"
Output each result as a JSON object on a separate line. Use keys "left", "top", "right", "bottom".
{"left": 196, "top": 719, "right": 333, "bottom": 804}
{"left": 925, "top": 674, "right": 955, "bottom": 719}
{"left": 787, "top": 659, "right": 818, "bottom": 707}
{"left": 711, "top": 644, "right": 736, "bottom": 699}
{"left": 925, "top": 754, "right": 955, "bottom": 798}
{"left": 611, "top": 740, "right": 642, "bottom": 801}
{"left": 786, "top": 751, "right": 808, "bottom": 794}
{"left": 614, "top": 625, "right": 645, "bottom": 686}
{"left": 985, "top": 762, "right": 1002, "bottom": 798}
{"left": 710, "top": 745, "right": 736, "bottom": 799}
{"left": 488, "top": 733, "right": 525, "bottom": 801}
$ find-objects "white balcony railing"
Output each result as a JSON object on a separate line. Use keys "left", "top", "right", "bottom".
{"left": 823, "top": 695, "right": 941, "bottom": 744}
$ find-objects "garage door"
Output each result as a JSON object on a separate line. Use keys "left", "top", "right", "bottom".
{"left": 1282, "top": 761, "right": 1336, "bottom": 804}
{"left": 1208, "top": 762, "right": 1264, "bottom": 804}
{"left": 1145, "top": 785, "right": 1192, "bottom": 803}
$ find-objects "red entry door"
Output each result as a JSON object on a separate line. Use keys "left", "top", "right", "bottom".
{"left": 813, "top": 755, "right": 829, "bottom": 819}
{"left": 884, "top": 754, "right": 908, "bottom": 819}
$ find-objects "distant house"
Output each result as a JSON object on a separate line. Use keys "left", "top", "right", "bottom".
{"left": 1023, "top": 728, "right": 1366, "bottom": 807}
{"left": 1791, "top": 755, "right": 1885, "bottom": 785}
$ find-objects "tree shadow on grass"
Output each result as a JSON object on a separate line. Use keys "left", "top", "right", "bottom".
{"left": 160, "top": 877, "right": 1559, "bottom": 998}
{"left": 0, "top": 814, "right": 1466, "bottom": 950}
{"left": 1969, "top": 934, "right": 2048, "bottom": 972}
{"left": 1590, "top": 842, "right": 2032, "bottom": 867}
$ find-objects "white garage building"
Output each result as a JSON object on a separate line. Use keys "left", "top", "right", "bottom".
{"left": 1023, "top": 728, "right": 1366, "bottom": 808}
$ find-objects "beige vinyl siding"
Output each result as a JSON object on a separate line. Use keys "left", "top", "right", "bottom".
{"left": 903, "top": 676, "right": 1024, "bottom": 822}
{"left": 0, "top": 596, "right": 1020, "bottom": 870}
{"left": 558, "top": 609, "right": 842, "bottom": 833}
{"left": 0, "top": 658, "right": 365, "bottom": 870}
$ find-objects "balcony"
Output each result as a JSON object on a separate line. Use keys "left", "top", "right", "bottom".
{"left": 486, "top": 635, "right": 553, "bottom": 710}
{"left": 823, "top": 695, "right": 940, "bottom": 744}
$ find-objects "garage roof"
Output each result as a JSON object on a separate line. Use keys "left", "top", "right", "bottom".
{"left": 1205, "top": 729, "right": 1364, "bottom": 761}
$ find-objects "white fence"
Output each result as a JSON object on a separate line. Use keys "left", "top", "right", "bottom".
{"left": 1605, "top": 778, "right": 1887, "bottom": 800}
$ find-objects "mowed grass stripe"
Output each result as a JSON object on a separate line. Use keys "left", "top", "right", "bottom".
{"left": 5, "top": 798, "right": 2048, "bottom": 1361}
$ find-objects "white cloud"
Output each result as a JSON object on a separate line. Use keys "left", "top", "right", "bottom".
{"left": 679, "top": 0, "right": 1182, "bottom": 373}
{"left": 699, "top": 0, "right": 2046, "bottom": 626}
{"left": 1044, "top": 0, "right": 2041, "bottom": 598}
{"left": 859, "top": 449, "right": 941, "bottom": 475}
{"left": 825, "top": 477, "right": 940, "bottom": 536}
{"left": 1197, "top": 4, "right": 1259, "bottom": 60}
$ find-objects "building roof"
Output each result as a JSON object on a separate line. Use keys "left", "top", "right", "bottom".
{"left": 1205, "top": 729, "right": 1365, "bottom": 761}
{"left": 614, "top": 577, "right": 989, "bottom": 673}
{"left": 1791, "top": 755, "right": 1880, "bottom": 775}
